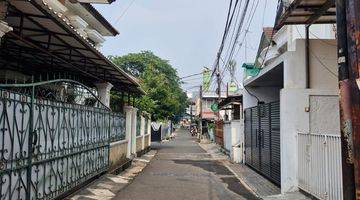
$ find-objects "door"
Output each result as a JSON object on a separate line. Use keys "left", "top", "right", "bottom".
{"left": 244, "top": 101, "right": 281, "bottom": 186}
{"left": 215, "top": 120, "right": 224, "bottom": 147}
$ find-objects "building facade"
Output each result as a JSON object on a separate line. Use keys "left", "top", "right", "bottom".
{"left": 241, "top": 22, "right": 341, "bottom": 198}
{"left": 0, "top": 1, "right": 151, "bottom": 199}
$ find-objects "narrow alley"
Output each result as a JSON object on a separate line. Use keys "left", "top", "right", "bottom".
{"left": 0, "top": 0, "right": 359, "bottom": 200}
{"left": 114, "top": 129, "right": 258, "bottom": 200}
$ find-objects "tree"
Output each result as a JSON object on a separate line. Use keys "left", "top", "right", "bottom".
{"left": 110, "top": 51, "right": 188, "bottom": 122}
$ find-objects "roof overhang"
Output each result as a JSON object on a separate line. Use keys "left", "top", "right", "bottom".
{"left": 275, "top": 0, "right": 336, "bottom": 30}
{"left": 244, "top": 55, "right": 284, "bottom": 88}
{"left": 71, "top": 2, "right": 119, "bottom": 36}
{"left": 2, "top": 0, "right": 143, "bottom": 94}
{"left": 219, "top": 95, "right": 242, "bottom": 109}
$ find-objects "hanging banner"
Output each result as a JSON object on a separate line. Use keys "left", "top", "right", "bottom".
{"left": 228, "top": 80, "right": 238, "bottom": 93}
{"left": 202, "top": 68, "right": 211, "bottom": 91}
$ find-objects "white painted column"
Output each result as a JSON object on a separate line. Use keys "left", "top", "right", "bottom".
{"left": 140, "top": 114, "right": 145, "bottom": 150}
{"left": 148, "top": 117, "right": 152, "bottom": 145}
{"left": 124, "top": 106, "right": 133, "bottom": 158}
{"left": 131, "top": 108, "right": 138, "bottom": 155}
{"left": 231, "top": 120, "right": 243, "bottom": 163}
{"left": 0, "top": 20, "right": 13, "bottom": 41}
{"left": 95, "top": 82, "right": 113, "bottom": 107}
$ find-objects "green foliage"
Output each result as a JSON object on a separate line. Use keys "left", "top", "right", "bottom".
{"left": 207, "top": 122, "right": 215, "bottom": 130}
{"left": 109, "top": 51, "right": 189, "bottom": 122}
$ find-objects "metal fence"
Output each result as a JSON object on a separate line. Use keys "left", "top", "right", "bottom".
{"left": 110, "top": 112, "right": 126, "bottom": 142}
{"left": 0, "top": 79, "right": 126, "bottom": 200}
{"left": 144, "top": 117, "right": 149, "bottom": 135}
{"left": 136, "top": 112, "right": 141, "bottom": 136}
{"left": 298, "top": 133, "right": 343, "bottom": 200}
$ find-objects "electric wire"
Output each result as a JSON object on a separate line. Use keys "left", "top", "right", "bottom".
{"left": 180, "top": 72, "right": 203, "bottom": 80}
{"left": 309, "top": 30, "right": 337, "bottom": 47}
{"left": 222, "top": 0, "right": 244, "bottom": 64}
{"left": 208, "top": 0, "right": 252, "bottom": 92}
{"left": 207, "top": 0, "right": 241, "bottom": 91}
{"left": 114, "top": 0, "right": 136, "bottom": 25}
{"left": 209, "top": 0, "right": 241, "bottom": 81}
{"left": 295, "top": 26, "right": 338, "bottom": 78}
{"left": 220, "top": 0, "right": 256, "bottom": 85}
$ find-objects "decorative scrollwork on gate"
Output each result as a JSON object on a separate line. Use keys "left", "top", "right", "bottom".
{"left": 0, "top": 79, "right": 126, "bottom": 200}
{"left": 110, "top": 112, "right": 126, "bottom": 142}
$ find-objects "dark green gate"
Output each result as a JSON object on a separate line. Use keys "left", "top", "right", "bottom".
{"left": 0, "top": 79, "right": 125, "bottom": 199}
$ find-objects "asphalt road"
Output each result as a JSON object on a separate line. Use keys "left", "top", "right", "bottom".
{"left": 114, "top": 129, "right": 258, "bottom": 200}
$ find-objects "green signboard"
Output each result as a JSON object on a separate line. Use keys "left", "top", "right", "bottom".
{"left": 210, "top": 103, "right": 219, "bottom": 112}
{"left": 202, "top": 68, "right": 211, "bottom": 91}
{"left": 228, "top": 81, "right": 238, "bottom": 93}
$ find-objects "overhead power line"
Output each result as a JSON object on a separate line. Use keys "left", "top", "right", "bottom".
{"left": 219, "top": 0, "right": 252, "bottom": 84}
{"left": 114, "top": 0, "right": 136, "bottom": 25}
{"left": 207, "top": 0, "right": 243, "bottom": 92}
{"left": 181, "top": 77, "right": 203, "bottom": 82}
{"left": 294, "top": 26, "right": 338, "bottom": 78}
{"left": 180, "top": 72, "right": 203, "bottom": 80}
{"left": 210, "top": 0, "right": 241, "bottom": 77}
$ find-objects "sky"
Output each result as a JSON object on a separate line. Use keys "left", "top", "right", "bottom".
{"left": 95, "top": 0, "right": 278, "bottom": 92}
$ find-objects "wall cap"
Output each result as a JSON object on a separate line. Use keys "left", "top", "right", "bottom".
{"left": 123, "top": 106, "right": 134, "bottom": 112}
{"left": 110, "top": 139, "right": 128, "bottom": 147}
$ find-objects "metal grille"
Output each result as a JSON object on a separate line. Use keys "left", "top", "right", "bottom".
{"left": 0, "top": 79, "right": 126, "bottom": 200}
{"left": 244, "top": 101, "right": 281, "bottom": 185}
{"left": 136, "top": 112, "right": 141, "bottom": 136}
{"left": 144, "top": 117, "right": 148, "bottom": 135}
{"left": 298, "top": 133, "right": 343, "bottom": 200}
{"left": 244, "top": 110, "right": 252, "bottom": 165}
{"left": 110, "top": 112, "right": 126, "bottom": 142}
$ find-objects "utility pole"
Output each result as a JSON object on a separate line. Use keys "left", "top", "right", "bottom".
{"left": 336, "top": 0, "right": 360, "bottom": 198}
{"left": 199, "top": 85, "right": 203, "bottom": 139}
{"left": 226, "top": 82, "right": 229, "bottom": 97}
{"left": 216, "top": 53, "right": 221, "bottom": 120}
{"left": 190, "top": 103, "right": 193, "bottom": 124}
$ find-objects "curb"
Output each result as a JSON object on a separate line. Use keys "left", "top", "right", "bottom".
{"left": 67, "top": 150, "right": 157, "bottom": 200}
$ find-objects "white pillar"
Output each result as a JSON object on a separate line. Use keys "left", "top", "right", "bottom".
{"left": 0, "top": 20, "right": 13, "bottom": 39}
{"left": 141, "top": 114, "right": 145, "bottom": 150}
{"left": 148, "top": 117, "right": 152, "bottom": 145}
{"left": 95, "top": 82, "right": 113, "bottom": 107}
{"left": 124, "top": 106, "right": 133, "bottom": 158}
{"left": 231, "top": 120, "right": 243, "bottom": 163}
{"left": 131, "top": 107, "right": 138, "bottom": 155}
